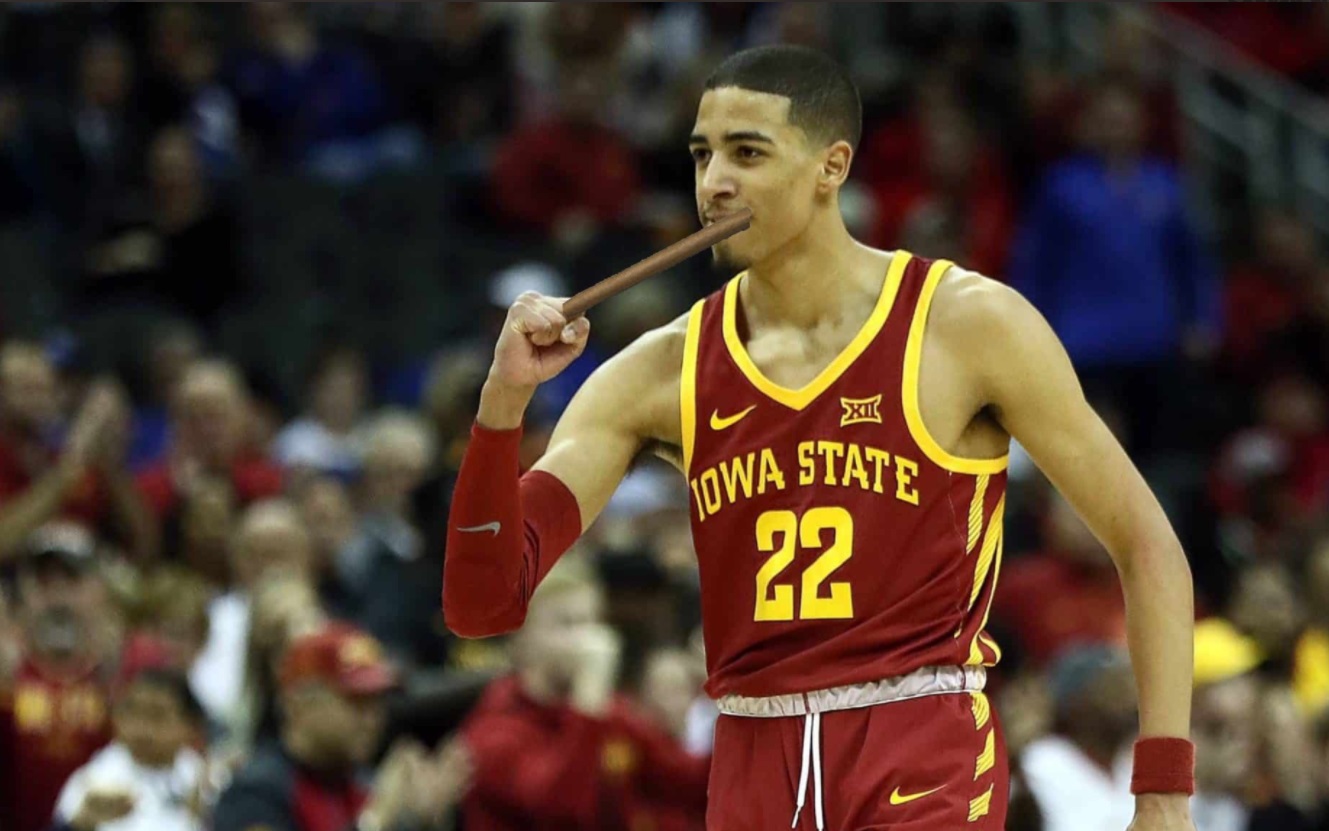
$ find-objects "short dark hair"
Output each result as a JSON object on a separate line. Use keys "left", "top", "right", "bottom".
{"left": 704, "top": 45, "right": 862, "bottom": 150}
{"left": 125, "top": 668, "right": 207, "bottom": 725}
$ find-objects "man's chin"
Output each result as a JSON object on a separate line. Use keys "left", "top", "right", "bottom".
{"left": 711, "top": 250, "right": 750, "bottom": 275}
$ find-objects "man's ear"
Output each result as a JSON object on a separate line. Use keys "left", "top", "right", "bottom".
{"left": 819, "top": 140, "right": 853, "bottom": 193}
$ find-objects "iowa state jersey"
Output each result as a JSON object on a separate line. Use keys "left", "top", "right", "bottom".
{"left": 681, "top": 252, "right": 1010, "bottom": 699}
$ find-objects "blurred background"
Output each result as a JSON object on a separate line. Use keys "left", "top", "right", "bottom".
{"left": 1, "top": 3, "right": 1328, "bottom": 831}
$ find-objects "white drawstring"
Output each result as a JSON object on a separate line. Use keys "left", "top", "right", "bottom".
{"left": 791, "top": 710, "right": 824, "bottom": 830}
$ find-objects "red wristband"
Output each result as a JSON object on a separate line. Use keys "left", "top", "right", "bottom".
{"left": 1130, "top": 737, "right": 1195, "bottom": 795}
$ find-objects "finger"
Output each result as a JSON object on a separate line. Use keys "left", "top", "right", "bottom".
{"left": 510, "top": 306, "right": 562, "bottom": 345}
{"left": 560, "top": 316, "right": 591, "bottom": 344}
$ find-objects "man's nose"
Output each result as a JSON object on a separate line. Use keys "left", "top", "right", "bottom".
{"left": 699, "top": 157, "right": 737, "bottom": 205}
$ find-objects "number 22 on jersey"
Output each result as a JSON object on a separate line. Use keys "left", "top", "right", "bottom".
{"left": 753, "top": 506, "right": 855, "bottom": 621}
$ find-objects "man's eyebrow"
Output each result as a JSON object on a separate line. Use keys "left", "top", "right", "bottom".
{"left": 688, "top": 130, "right": 777, "bottom": 145}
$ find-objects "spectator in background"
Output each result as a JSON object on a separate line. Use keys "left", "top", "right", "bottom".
{"left": 0, "top": 525, "right": 119, "bottom": 831}
{"left": 213, "top": 623, "right": 469, "bottom": 831}
{"left": 491, "top": 54, "right": 643, "bottom": 248}
{"left": 1190, "top": 618, "right": 1320, "bottom": 831}
{"left": 992, "top": 489, "right": 1127, "bottom": 670}
{"left": 460, "top": 560, "right": 709, "bottom": 831}
{"left": 125, "top": 567, "right": 215, "bottom": 729}
{"left": 138, "top": 4, "right": 239, "bottom": 176}
{"left": 332, "top": 411, "right": 446, "bottom": 671}
{"left": 126, "top": 321, "right": 202, "bottom": 472}
{"left": 51, "top": 666, "right": 208, "bottom": 831}
{"left": 0, "top": 344, "right": 155, "bottom": 563}
{"left": 81, "top": 126, "right": 244, "bottom": 339}
{"left": 135, "top": 360, "right": 283, "bottom": 521}
{"left": 877, "top": 105, "right": 1015, "bottom": 277}
{"left": 225, "top": 2, "right": 413, "bottom": 181}
{"left": 1210, "top": 372, "right": 1329, "bottom": 566}
{"left": 273, "top": 345, "right": 369, "bottom": 482}
{"left": 188, "top": 499, "right": 313, "bottom": 734}
{"left": 1019, "top": 646, "right": 1139, "bottom": 831}
{"left": 407, "top": 3, "right": 516, "bottom": 147}
{"left": 31, "top": 33, "right": 143, "bottom": 235}
{"left": 1010, "top": 79, "right": 1219, "bottom": 460}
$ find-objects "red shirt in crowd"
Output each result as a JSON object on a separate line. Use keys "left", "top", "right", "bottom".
{"left": 0, "top": 658, "right": 113, "bottom": 831}
{"left": 991, "top": 554, "right": 1127, "bottom": 669}
{"left": 460, "top": 675, "right": 709, "bottom": 831}
{"left": 135, "top": 455, "right": 284, "bottom": 517}
{"left": 0, "top": 433, "right": 109, "bottom": 529}
{"left": 491, "top": 119, "right": 641, "bottom": 234}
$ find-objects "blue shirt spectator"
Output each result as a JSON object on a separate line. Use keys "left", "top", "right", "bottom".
{"left": 1010, "top": 82, "right": 1220, "bottom": 371}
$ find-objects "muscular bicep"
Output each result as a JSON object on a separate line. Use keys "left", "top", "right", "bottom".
{"left": 974, "top": 282, "right": 1180, "bottom": 567}
{"left": 531, "top": 327, "right": 683, "bottom": 533}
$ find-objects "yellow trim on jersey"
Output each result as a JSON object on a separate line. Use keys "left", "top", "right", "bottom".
{"left": 969, "top": 495, "right": 1005, "bottom": 607}
{"left": 968, "top": 529, "right": 1005, "bottom": 666}
{"left": 902, "top": 259, "right": 1009, "bottom": 474}
{"left": 965, "top": 474, "right": 990, "bottom": 554}
{"left": 721, "top": 252, "right": 911, "bottom": 411}
{"left": 970, "top": 691, "right": 990, "bottom": 730}
{"left": 680, "top": 299, "right": 706, "bottom": 475}
{"left": 975, "top": 727, "right": 996, "bottom": 780}
{"left": 968, "top": 785, "right": 994, "bottom": 823}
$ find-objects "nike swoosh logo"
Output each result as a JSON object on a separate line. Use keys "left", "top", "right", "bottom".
{"left": 889, "top": 785, "right": 945, "bottom": 806}
{"left": 709, "top": 405, "right": 756, "bottom": 431}
{"left": 457, "top": 521, "right": 501, "bottom": 536}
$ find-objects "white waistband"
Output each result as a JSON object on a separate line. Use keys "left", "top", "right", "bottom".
{"left": 715, "top": 665, "right": 986, "bottom": 718}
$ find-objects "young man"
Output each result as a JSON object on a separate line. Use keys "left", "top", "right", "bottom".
{"left": 444, "top": 45, "right": 1196, "bottom": 831}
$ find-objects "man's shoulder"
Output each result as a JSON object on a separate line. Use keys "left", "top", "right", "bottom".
{"left": 927, "top": 265, "right": 1028, "bottom": 343}
{"left": 588, "top": 310, "right": 691, "bottom": 389}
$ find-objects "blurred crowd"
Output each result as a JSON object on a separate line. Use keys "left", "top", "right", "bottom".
{"left": 2, "top": 3, "right": 1329, "bottom": 830}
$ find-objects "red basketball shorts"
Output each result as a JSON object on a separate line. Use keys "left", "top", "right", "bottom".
{"left": 706, "top": 674, "right": 1008, "bottom": 830}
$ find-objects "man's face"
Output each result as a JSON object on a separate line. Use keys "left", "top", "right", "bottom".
{"left": 0, "top": 349, "right": 58, "bottom": 433}
{"left": 690, "top": 87, "right": 831, "bottom": 273}
{"left": 518, "top": 585, "right": 603, "bottom": 685}
{"left": 286, "top": 684, "right": 386, "bottom": 768}
{"left": 233, "top": 516, "right": 312, "bottom": 590}
{"left": 114, "top": 680, "right": 196, "bottom": 769}
{"left": 1193, "top": 677, "right": 1256, "bottom": 795}
{"left": 19, "top": 560, "right": 100, "bottom": 658}
{"left": 176, "top": 380, "right": 243, "bottom": 466}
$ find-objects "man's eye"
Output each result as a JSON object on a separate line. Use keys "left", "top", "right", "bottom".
{"left": 737, "top": 146, "right": 763, "bottom": 160}
{"left": 691, "top": 148, "right": 710, "bottom": 163}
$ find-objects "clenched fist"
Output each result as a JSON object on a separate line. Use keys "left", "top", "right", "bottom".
{"left": 479, "top": 292, "right": 591, "bottom": 429}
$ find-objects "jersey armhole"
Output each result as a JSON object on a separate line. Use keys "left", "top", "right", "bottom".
{"left": 680, "top": 298, "right": 706, "bottom": 476}
{"left": 901, "top": 260, "right": 1010, "bottom": 475}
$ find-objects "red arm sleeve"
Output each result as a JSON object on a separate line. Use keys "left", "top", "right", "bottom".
{"left": 443, "top": 423, "right": 582, "bottom": 638}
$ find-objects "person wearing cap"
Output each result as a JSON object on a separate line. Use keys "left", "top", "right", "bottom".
{"left": 0, "top": 523, "right": 117, "bottom": 831}
{"left": 50, "top": 650, "right": 208, "bottom": 831}
{"left": 212, "top": 623, "right": 468, "bottom": 831}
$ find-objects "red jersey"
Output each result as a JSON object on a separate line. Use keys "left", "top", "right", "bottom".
{"left": 681, "top": 252, "right": 1010, "bottom": 699}
{"left": 0, "top": 658, "right": 112, "bottom": 831}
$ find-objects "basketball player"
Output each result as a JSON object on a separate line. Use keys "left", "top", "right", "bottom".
{"left": 444, "top": 45, "right": 1196, "bottom": 831}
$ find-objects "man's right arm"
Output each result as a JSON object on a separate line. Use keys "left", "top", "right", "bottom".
{"left": 443, "top": 292, "right": 682, "bottom": 638}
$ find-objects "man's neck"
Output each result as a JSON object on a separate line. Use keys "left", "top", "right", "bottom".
{"left": 738, "top": 211, "right": 880, "bottom": 332}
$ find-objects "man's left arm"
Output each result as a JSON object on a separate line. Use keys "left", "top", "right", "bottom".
{"left": 948, "top": 271, "right": 1196, "bottom": 830}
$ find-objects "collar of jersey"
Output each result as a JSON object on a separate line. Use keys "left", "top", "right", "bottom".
{"left": 721, "top": 251, "right": 912, "bottom": 411}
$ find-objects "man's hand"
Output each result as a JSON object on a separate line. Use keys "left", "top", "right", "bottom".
{"left": 1127, "top": 794, "right": 1195, "bottom": 831}
{"left": 71, "top": 788, "right": 136, "bottom": 831}
{"left": 568, "top": 623, "right": 622, "bottom": 716}
{"left": 480, "top": 292, "right": 591, "bottom": 430}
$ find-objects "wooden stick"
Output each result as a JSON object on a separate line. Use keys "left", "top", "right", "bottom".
{"left": 561, "top": 209, "right": 752, "bottom": 319}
